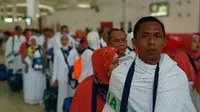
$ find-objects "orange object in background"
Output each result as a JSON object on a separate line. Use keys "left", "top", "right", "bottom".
{"left": 75, "top": 30, "right": 87, "bottom": 50}
{"left": 19, "top": 30, "right": 32, "bottom": 56}
{"left": 74, "top": 57, "right": 82, "bottom": 80}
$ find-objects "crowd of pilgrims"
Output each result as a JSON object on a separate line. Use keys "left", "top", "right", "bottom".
{"left": 0, "top": 16, "right": 200, "bottom": 112}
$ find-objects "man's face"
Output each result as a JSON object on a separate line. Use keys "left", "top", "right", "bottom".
{"left": 30, "top": 39, "right": 36, "bottom": 47}
{"left": 16, "top": 27, "right": 23, "bottom": 35}
{"left": 61, "top": 28, "right": 69, "bottom": 35}
{"left": 191, "top": 37, "right": 200, "bottom": 52}
{"left": 44, "top": 31, "right": 53, "bottom": 39}
{"left": 61, "top": 37, "right": 69, "bottom": 46}
{"left": 102, "top": 28, "right": 110, "bottom": 42}
{"left": 133, "top": 22, "right": 165, "bottom": 61}
{"left": 108, "top": 31, "right": 127, "bottom": 57}
{"left": 4, "top": 34, "right": 9, "bottom": 39}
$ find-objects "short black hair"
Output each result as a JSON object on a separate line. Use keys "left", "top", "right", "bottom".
{"left": 61, "top": 25, "right": 68, "bottom": 31}
{"left": 15, "top": 25, "right": 22, "bottom": 31}
{"left": 61, "top": 35, "right": 69, "bottom": 39}
{"left": 107, "top": 28, "right": 124, "bottom": 41}
{"left": 4, "top": 31, "right": 11, "bottom": 36}
{"left": 133, "top": 16, "right": 165, "bottom": 37}
{"left": 99, "top": 27, "right": 110, "bottom": 35}
{"left": 23, "top": 28, "right": 31, "bottom": 36}
{"left": 43, "top": 28, "right": 54, "bottom": 33}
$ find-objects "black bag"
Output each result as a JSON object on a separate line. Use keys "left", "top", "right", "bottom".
{"left": 7, "top": 69, "right": 23, "bottom": 92}
{"left": 0, "top": 64, "right": 7, "bottom": 80}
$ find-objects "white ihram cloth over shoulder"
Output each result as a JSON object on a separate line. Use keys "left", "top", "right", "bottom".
{"left": 192, "top": 90, "right": 200, "bottom": 112}
{"left": 125, "top": 48, "right": 136, "bottom": 58}
{"left": 5, "top": 35, "right": 25, "bottom": 72}
{"left": 52, "top": 45, "right": 79, "bottom": 112}
{"left": 100, "top": 38, "right": 107, "bottom": 47}
{"left": 78, "top": 31, "right": 100, "bottom": 83}
{"left": 23, "top": 49, "right": 46, "bottom": 105}
{"left": 103, "top": 54, "right": 196, "bottom": 112}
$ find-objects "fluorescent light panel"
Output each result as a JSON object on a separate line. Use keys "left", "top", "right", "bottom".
{"left": 77, "top": 3, "right": 90, "bottom": 8}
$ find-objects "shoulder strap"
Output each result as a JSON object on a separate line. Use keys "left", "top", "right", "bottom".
{"left": 60, "top": 48, "right": 70, "bottom": 68}
{"left": 60, "top": 47, "right": 78, "bottom": 89}
{"left": 100, "top": 43, "right": 103, "bottom": 48}
{"left": 34, "top": 46, "right": 43, "bottom": 57}
{"left": 91, "top": 75, "right": 108, "bottom": 112}
{"left": 120, "top": 60, "right": 159, "bottom": 112}
{"left": 186, "top": 53, "right": 198, "bottom": 75}
{"left": 152, "top": 63, "right": 160, "bottom": 112}
{"left": 127, "top": 46, "right": 133, "bottom": 51}
{"left": 120, "top": 60, "right": 135, "bottom": 112}
{"left": 91, "top": 75, "right": 98, "bottom": 112}
{"left": 87, "top": 46, "right": 95, "bottom": 51}
{"left": 12, "top": 37, "right": 14, "bottom": 53}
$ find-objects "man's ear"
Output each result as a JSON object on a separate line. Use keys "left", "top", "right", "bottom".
{"left": 162, "top": 38, "right": 166, "bottom": 49}
{"left": 132, "top": 38, "right": 136, "bottom": 48}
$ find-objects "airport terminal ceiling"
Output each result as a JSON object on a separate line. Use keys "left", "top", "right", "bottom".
{"left": 0, "top": 0, "right": 142, "bottom": 17}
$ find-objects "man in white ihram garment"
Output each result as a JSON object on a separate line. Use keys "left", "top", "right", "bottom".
{"left": 22, "top": 36, "right": 46, "bottom": 104}
{"left": 106, "top": 29, "right": 136, "bottom": 63}
{"left": 37, "top": 28, "right": 61, "bottom": 81}
{"left": 5, "top": 26, "right": 25, "bottom": 73}
{"left": 55, "top": 25, "right": 76, "bottom": 47}
{"left": 51, "top": 35, "right": 79, "bottom": 112}
{"left": 100, "top": 27, "right": 110, "bottom": 47}
{"left": 126, "top": 32, "right": 135, "bottom": 51}
{"left": 78, "top": 31, "right": 101, "bottom": 83}
{"left": 103, "top": 16, "right": 196, "bottom": 112}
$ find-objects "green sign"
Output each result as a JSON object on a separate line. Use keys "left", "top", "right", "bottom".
{"left": 106, "top": 91, "right": 136, "bottom": 112}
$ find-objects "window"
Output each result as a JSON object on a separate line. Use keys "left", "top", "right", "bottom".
{"left": 150, "top": 2, "right": 169, "bottom": 17}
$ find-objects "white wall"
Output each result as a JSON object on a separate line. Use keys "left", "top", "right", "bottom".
{"left": 43, "top": 0, "right": 200, "bottom": 33}
{"left": 0, "top": 21, "right": 25, "bottom": 31}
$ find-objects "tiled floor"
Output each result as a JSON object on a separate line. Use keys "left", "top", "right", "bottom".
{"left": 0, "top": 81, "right": 44, "bottom": 112}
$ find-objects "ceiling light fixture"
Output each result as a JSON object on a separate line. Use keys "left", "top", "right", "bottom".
{"left": 4, "top": 18, "right": 13, "bottom": 23}
{"left": 77, "top": 3, "right": 91, "bottom": 8}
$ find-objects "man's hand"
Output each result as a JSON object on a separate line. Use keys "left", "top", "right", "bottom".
{"left": 52, "top": 80, "right": 58, "bottom": 88}
{"left": 107, "top": 57, "right": 119, "bottom": 77}
{"left": 25, "top": 64, "right": 29, "bottom": 73}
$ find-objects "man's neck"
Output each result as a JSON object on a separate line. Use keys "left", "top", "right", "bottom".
{"left": 118, "top": 53, "right": 125, "bottom": 58}
{"left": 17, "top": 34, "right": 21, "bottom": 38}
{"left": 138, "top": 55, "right": 160, "bottom": 65}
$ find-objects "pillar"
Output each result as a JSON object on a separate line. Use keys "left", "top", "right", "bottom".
{"left": 12, "top": 0, "right": 17, "bottom": 21}
{"left": 26, "top": 0, "right": 39, "bottom": 28}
